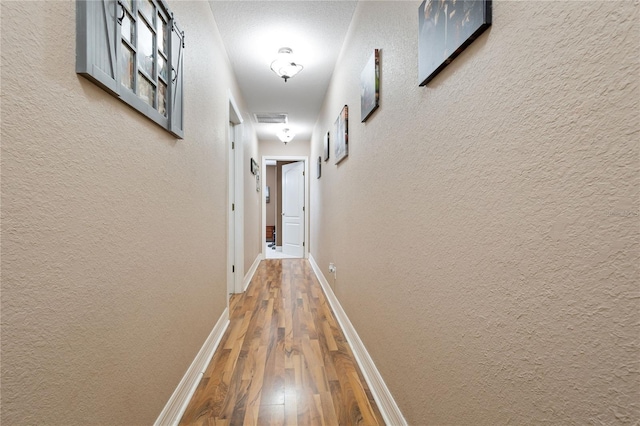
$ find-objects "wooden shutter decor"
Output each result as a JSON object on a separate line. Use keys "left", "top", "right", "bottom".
{"left": 76, "top": 0, "right": 119, "bottom": 93}
{"left": 169, "top": 18, "right": 184, "bottom": 138}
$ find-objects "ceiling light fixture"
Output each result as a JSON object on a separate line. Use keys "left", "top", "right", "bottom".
{"left": 277, "top": 128, "right": 295, "bottom": 144}
{"left": 270, "top": 47, "right": 303, "bottom": 82}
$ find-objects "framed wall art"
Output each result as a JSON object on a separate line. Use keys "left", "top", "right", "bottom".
{"left": 323, "top": 131, "right": 330, "bottom": 162}
{"left": 360, "top": 49, "right": 380, "bottom": 122}
{"left": 334, "top": 105, "right": 348, "bottom": 165}
{"left": 418, "top": 0, "right": 491, "bottom": 86}
{"left": 250, "top": 158, "right": 258, "bottom": 175}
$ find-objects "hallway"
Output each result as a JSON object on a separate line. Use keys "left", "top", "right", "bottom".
{"left": 2, "top": 0, "right": 638, "bottom": 424}
{"left": 180, "top": 259, "right": 384, "bottom": 425}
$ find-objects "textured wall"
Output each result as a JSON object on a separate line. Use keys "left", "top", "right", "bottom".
{"left": 310, "top": 1, "right": 639, "bottom": 424}
{"left": 1, "top": 1, "right": 253, "bottom": 424}
{"left": 260, "top": 139, "right": 311, "bottom": 159}
{"left": 266, "top": 166, "right": 277, "bottom": 228}
{"left": 243, "top": 128, "right": 261, "bottom": 274}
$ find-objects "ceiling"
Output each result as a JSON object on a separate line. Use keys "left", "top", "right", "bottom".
{"left": 208, "top": 1, "right": 358, "bottom": 143}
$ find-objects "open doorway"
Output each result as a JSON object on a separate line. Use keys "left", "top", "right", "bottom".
{"left": 228, "top": 92, "right": 244, "bottom": 304}
{"left": 261, "top": 156, "right": 309, "bottom": 259}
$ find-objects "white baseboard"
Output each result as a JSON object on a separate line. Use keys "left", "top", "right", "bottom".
{"left": 308, "top": 255, "right": 407, "bottom": 426}
{"left": 154, "top": 308, "right": 230, "bottom": 426}
{"left": 243, "top": 254, "right": 262, "bottom": 292}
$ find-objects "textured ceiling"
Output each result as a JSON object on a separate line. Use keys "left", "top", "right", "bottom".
{"left": 208, "top": 1, "right": 358, "bottom": 142}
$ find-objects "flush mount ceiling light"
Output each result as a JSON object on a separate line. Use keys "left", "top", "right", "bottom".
{"left": 277, "top": 127, "right": 295, "bottom": 144}
{"left": 270, "top": 47, "right": 303, "bottom": 83}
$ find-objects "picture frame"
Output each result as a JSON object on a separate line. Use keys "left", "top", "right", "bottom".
{"left": 360, "top": 49, "right": 380, "bottom": 122}
{"left": 323, "top": 131, "right": 330, "bottom": 162}
{"left": 250, "top": 158, "right": 258, "bottom": 175}
{"left": 266, "top": 186, "right": 270, "bottom": 203}
{"left": 317, "top": 156, "right": 322, "bottom": 179}
{"left": 334, "top": 105, "right": 348, "bottom": 165}
{"left": 418, "top": 0, "right": 492, "bottom": 86}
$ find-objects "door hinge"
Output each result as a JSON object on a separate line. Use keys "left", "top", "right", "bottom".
{"left": 303, "top": 206, "right": 305, "bottom": 211}
{"left": 232, "top": 265, "right": 235, "bottom": 273}
{"left": 302, "top": 171, "right": 305, "bottom": 176}
{"left": 303, "top": 242, "right": 305, "bottom": 247}
{"left": 232, "top": 141, "right": 235, "bottom": 149}
{"left": 232, "top": 203, "right": 235, "bottom": 211}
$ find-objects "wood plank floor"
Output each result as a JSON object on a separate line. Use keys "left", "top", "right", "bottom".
{"left": 180, "top": 259, "right": 385, "bottom": 426}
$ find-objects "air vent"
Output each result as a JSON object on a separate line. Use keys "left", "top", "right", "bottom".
{"left": 254, "top": 113, "right": 288, "bottom": 124}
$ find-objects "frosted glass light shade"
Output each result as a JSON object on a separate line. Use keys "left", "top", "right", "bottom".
{"left": 270, "top": 47, "right": 303, "bottom": 82}
{"left": 277, "top": 128, "right": 295, "bottom": 144}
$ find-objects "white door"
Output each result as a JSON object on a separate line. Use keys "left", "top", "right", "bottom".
{"left": 282, "top": 161, "right": 304, "bottom": 257}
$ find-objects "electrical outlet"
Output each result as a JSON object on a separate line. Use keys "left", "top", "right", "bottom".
{"left": 329, "top": 263, "right": 336, "bottom": 273}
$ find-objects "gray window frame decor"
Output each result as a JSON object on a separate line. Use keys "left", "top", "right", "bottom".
{"left": 76, "top": 0, "right": 184, "bottom": 138}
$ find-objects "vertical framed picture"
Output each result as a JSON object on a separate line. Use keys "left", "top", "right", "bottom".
{"left": 360, "top": 49, "right": 380, "bottom": 122}
{"left": 418, "top": 0, "right": 491, "bottom": 86}
{"left": 323, "top": 131, "right": 330, "bottom": 162}
{"left": 250, "top": 158, "right": 258, "bottom": 175}
{"left": 334, "top": 105, "right": 348, "bottom": 165}
{"left": 317, "top": 156, "right": 322, "bottom": 179}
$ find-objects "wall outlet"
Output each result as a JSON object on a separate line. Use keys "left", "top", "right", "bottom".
{"left": 329, "top": 263, "right": 336, "bottom": 273}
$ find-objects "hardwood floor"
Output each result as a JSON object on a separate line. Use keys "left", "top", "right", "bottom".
{"left": 180, "top": 259, "right": 385, "bottom": 426}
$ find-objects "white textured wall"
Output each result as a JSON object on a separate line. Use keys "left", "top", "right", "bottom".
{"left": 266, "top": 166, "right": 277, "bottom": 227}
{"left": 310, "top": 1, "right": 639, "bottom": 424}
{"left": 1, "top": 1, "right": 253, "bottom": 424}
{"left": 260, "top": 138, "right": 311, "bottom": 158}
{"left": 243, "top": 129, "right": 261, "bottom": 273}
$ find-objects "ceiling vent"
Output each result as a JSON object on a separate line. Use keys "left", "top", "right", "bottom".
{"left": 254, "top": 113, "right": 288, "bottom": 124}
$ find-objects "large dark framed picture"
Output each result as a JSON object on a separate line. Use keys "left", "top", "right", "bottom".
{"left": 360, "top": 49, "right": 380, "bottom": 122}
{"left": 334, "top": 105, "right": 348, "bottom": 165}
{"left": 418, "top": 0, "right": 491, "bottom": 86}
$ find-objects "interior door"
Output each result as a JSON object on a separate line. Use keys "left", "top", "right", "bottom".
{"left": 282, "top": 161, "right": 304, "bottom": 257}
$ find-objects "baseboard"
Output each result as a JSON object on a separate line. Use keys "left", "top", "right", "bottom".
{"left": 308, "top": 255, "right": 407, "bottom": 426}
{"left": 154, "top": 308, "right": 230, "bottom": 426}
{"left": 243, "top": 253, "right": 262, "bottom": 292}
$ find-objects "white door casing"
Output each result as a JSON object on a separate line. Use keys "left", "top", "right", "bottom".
{"left": 228, "top": 91, "right": 244, "bottom": 299}
{"left": 227, "top": 122, "right": 235, "bottom": 298}
{"left": 282, "top": 161, "right": 305, "bottom": 258}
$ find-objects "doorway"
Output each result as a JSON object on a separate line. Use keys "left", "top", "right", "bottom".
{"left": 261, "top": 156, "right": 309, "bottom": 259}
{"left": 228, "top": 93, "right": 244, "bottom": 304}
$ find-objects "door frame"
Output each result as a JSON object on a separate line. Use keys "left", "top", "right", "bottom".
{"left": 261, "top": 156, "right": 309, "bottom": 259}
{"left": 228, "top": 91, "right": 244, "bottom": 303}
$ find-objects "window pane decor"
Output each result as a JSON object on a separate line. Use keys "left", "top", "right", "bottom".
{"left": 121, "top": 45, "right": 134, "bottom": 90}
{"left": 137, "top": 18, "right": 155, "bottom": 78}
{"left": 76, "top": 0, "right": 185, "bottom": 138}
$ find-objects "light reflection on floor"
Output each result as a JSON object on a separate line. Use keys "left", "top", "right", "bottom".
{"left": 265, "top": 243, "right": 300, "bottom": 259}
